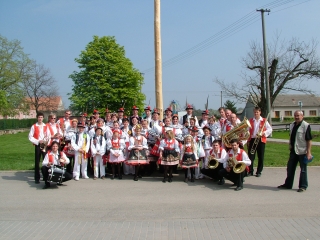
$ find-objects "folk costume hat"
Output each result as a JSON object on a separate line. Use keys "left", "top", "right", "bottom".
{"left": 82, "top": 113, "right": 88, "bottom": 117}
{"left": 186, "top": 104, "right": 193, "bottom": 110}
{"left": 132, "top": 106, "right": 139, "bottom": 110}
{"left": 165, "top": 107, "right": 172, "bottom": 112}
{"left": 144, "top": 106, "right": 151, "bottom": 111}
{"left": 202, "top": 110, "right": 209, "bottom": 115}
{"left": 190, "top": 126, "right": 199, "bottom": 132}
{"left": 152, "top": 108, "right": 160, "bottom": 115}
{"left": 202, "top": 125, "right": 211, "bottom": 131}
{"left": 93, "top": 109, "right": 100, "bottom": 114}
{"left": 118, "top": 108, "right": 125, "bottom": 112}
{"left": 77, "top": 123, "right": 85, "bottom": 128}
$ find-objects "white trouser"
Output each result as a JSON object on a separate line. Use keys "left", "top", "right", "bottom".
{"left": 73, "top": 152, "right": 88, "bottom": 178}
{"left": 93, "top": 155, "right": 105, "bottom": 178}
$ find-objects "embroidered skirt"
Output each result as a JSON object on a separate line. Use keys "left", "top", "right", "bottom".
{"left": 125, "top": 149, "right": 149, "bottom": 165}
{"left": 160, "top": 149, "right": 179, "bottom": 165}
{"left": 181, "top": 153, "right": 197, "bottom": 168}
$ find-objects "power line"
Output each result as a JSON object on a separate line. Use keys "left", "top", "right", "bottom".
{"left": 143, "top": 0, "right": 309, "bottom": 73}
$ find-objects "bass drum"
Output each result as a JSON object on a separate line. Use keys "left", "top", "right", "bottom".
{"left": 48, "top": 165, "right": 66, "bottom": 184}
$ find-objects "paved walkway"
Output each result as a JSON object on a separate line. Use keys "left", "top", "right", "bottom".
{"left": 1, "top": 167, "right": 320, "bottom": 239}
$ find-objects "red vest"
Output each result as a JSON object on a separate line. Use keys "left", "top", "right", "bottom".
{"left": 112, "top": 139, "right": 120, "bottom": 148}
{"left": 249, "top": 118, "right": 267, "bottom": 143}
{"left": 210, "top": 147, "right": 224, "bottom": 158}
{"left": 48, "top": 151, "right": 65, "bottom": 164}
{"left": 225, "top": 123, "right": 233, "bottom": 132}
{"left": 164, "top": 139, "right": 175, "bottom": 150}
{"left": 185, "top": 145, "right": 193, "bottom": 153}
{"left": 59, "top": 118, "right": 72, "bottom": 129}
{"left": 228, "top": 149, "right": 249, "bottom": 172}
{"left": 33, "top": 124, "right": 48, "bottom": 140}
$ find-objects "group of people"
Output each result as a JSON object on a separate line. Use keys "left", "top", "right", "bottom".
{"left": 28, "top": 104, "right": 313, "bottom": 193}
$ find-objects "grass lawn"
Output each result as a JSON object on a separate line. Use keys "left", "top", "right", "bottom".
{"left": 0, "top": 131, "right": 319, "bottom": 170}
{"left": 272, "top": 130, "right": 320, "bottom": 142}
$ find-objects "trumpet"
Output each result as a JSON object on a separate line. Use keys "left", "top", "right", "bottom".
{"left": 250, "top": 113, "right": 270, "bottom": 155}
{"left": 227, "top": 157, "right": 246, "bottom": 174}
{"left": 207, "top": 155, "right": 219, "bottom": 169}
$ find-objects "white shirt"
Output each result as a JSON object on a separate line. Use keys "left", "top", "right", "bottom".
{"left": 223, "top": 148, "right": 251, "bottom": 168}
{"left": 250, "top": 117, "right": 272, "bottom": 138}
{"left": 42, "top": 151, "right": 70, "bottom": 166}
{"left": 28, "top": 122, "right": 51, "bottom": 145}
{"left": 91, "top": 135, "right": 106, "bottom": 156}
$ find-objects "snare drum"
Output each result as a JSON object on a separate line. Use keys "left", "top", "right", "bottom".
{"left": 48, "top": 165, "right": 66, "bottom": 184}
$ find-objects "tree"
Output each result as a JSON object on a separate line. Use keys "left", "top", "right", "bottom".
{"left": 215, "top": 36, "right": 320, "bottom": 116}
{"left": 69, "top": 36, "right": 145, "bottom": 115}
{"left": 0, "top": 35, "right": 32, "bottom": 116}
{"left": 22, "top": 63, "right": 58, "bottom": 114}
{"left": 224, "top": 100, "right": 237, "bottom": 113}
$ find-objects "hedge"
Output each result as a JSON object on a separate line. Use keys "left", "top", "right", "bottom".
{"left": 0, "top": 119, "right": 38, "bottom": 130}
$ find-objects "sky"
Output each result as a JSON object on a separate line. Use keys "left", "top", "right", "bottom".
{"left": 1, "top": 0, "right": 319, "bottom": 112}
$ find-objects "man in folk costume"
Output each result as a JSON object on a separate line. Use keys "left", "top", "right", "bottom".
{"left": 179, "top": 104, "right": 199, "bottom": 127}
{"left": 126, "top": 124, "right": 149, "bottom": 181}
{"left": 222, "top": 113, "right": 247, "bottom": 149}
{"left": 219, "top": 139, "right": 251, "bottom": 191}
{"left": 90, "top": 127, "right": 106, "bottom": 180}
{"left": 198, "top": 110, "right": 209, "bottom": 127}
{"left": 105, "top": 109, "right": 113, "bottom": 127}
{"left": 80, "top": 113, "right": 88, "bottom": 132}
{"left": 57, "top": 110, "right": 72, "bottom": 150}
{"left": 143, "top": 106, "right": 152, "bottom": 124}
{"left": 88, "top": 115, "right": 97, "bottom": 132}
{"left": 71, "top": 123, "right": 91, "bottom": 180}
{"left": 130, "top": 105, "right": 142, "bottom": 126}
{"left": 117, "top": 107, "right": 125, "bottom": 126}
{"left": 163, "top": 107, "right": 173, "bottom": 122}
{"left": 190, "top": 126, "right": 205, "bottom": 180}
{"left": 46, "top": 114, "right": 63, "bottom": 149}
{"left": 28, "top": 112, "right": 52, "bottom": 184}
{"left": 200, "top": 125, "right": 215, "bottom": 175}
{"left": 201, "top": 140, "right": 227, "bottom": 184}
{"left": 149, "top": 108, "right": 162, "bottom": 128}
{"left": 41, "top": 141, "right": 72, "bottom": 189}
{"left": 247, "top": 107, "right": 272, "bottom": 177}
{"left": 64, "top": 118, "right": 78, "bottom": 174}
{"left": 93, "top": 109, "right": 100, "bottom": 121}
{"left": 121, "top": 117, "right": 135, "bottom": 175}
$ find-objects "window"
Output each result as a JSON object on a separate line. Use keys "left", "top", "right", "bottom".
{"left": 284, "top": 111, "right": 292, "bottom": 117}
{"left": 310, "top": 110, "right": 316, "bottom": 116}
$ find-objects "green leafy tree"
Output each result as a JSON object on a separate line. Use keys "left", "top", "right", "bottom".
{"left": 69, "top": 36, "right": 145, "bottom": 115}
{"left": 224, "top": 100, "right": 237, "bottom": 113}
{"left": 0, "top": 35, "right": 32, "bottom": 116}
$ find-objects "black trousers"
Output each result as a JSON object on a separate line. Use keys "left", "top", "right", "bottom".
{"left": 200, "top": 163, "right": 224, "bottom": 180}
{"left": 41, "top": 166, "right": 73, "bottom": 185}
{"left": 34, "top": 145, "right": 46, "bottom": 181}
{"left": 219, "top": 168, "right": 245, "bottom": 187}
{"left": 248, "top": 138, "right": 265, "bottom": 174}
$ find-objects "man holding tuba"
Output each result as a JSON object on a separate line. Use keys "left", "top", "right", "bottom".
{"left": 201, "top": 140, "right": 227, "bottom": 185}
{"left": 219, "top": 139, "right": 251, "bottom": 191}
{"left": 247, "top": 107, "right": 272, "bottom": 177}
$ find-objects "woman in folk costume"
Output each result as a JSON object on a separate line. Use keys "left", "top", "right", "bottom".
{"left": 130, "top": 116, "right": 140, "bottom": 136}
{"left": 71, "top": 123, "right": 91, "bottom": 180}
{"left": 107, "top": 129, "right": 126, "bottom": 179}
{"left": 90, "top": 127, "right": 106, "bottom": 180}
{"left": 126, "top": 124, "right": 149, "bottom": 181}
{"left": 41, "top": 141, "right": 72, "bottom": 189}
{"left": 190, "top": 126, "right": 205, "bottom": 179}
{"left": 121, "top": 118, "right": 135, "bottom": 175}
{"left": 158, "top": 128, "right": 180, "bottom": 183}
{"left": 180, "top": 134, "right": 198, "bottom": 182}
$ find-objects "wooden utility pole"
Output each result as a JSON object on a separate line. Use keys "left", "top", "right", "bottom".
{"left": 154, "top": 0, "right": 163, "bottom": 119}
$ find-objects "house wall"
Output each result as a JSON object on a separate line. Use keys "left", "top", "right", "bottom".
{"left": 272, "top": 106, "right": 320, "bottom": 118}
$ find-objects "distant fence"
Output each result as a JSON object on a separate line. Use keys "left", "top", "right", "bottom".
{"left": 0, "top": 119, "right": 37, "bottom": 130}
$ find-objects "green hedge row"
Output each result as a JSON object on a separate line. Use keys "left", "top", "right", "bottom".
{"left": 0, "top": 119, "right": 38, "bottom": 130}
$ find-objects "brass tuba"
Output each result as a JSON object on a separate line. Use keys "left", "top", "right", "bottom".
{"left": 227, "top": 157, "right": 246, "bottom": 174}
{"left": 222, "top": 117, "right": 251, "bottom": 148}
{"left": 207, "top": 155, "right": 219, "bottom": 169}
